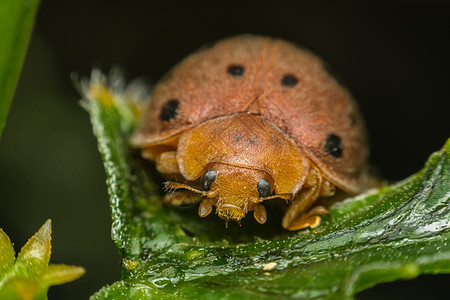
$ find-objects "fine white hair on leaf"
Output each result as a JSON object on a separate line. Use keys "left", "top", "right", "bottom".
{"left": 72, "top": 68, "right": 152, "bottom": 124}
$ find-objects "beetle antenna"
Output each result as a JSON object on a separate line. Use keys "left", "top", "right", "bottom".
{"left": 164, "top": 181, "right": 208, "bottom": 196}
{"left": 258, "top": 193, "right": 292, "bottom": 202}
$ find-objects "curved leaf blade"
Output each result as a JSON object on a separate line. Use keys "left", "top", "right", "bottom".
{"left": 0, "top": 0, "right": 40, "bottom": 139}
{"left": 83, "top": 75, "right": 450, "bottom": 299}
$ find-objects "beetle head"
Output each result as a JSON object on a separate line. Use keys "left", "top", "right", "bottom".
{"left": 166, "top": 162, "right": 291, "bottom": 224}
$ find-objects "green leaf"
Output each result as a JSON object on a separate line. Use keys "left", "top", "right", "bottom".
{"left": 0, "top": 220, "right": 86, "bottom": 300}
{"left": 0, "top": 0, "right": 40, "bottom": 140}
{"left": 0, "top": 229, "right": 15, "bottom": 274}
{"left": 82, "top": 72, "right": 450, "bottom": 299}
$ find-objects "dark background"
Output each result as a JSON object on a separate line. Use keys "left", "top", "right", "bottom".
{"left": 0, "top": 1, "right": 448, "bottom": 299}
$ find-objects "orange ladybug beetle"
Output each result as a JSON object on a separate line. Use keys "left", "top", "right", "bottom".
{"left": 131, "top": 35, "right": 369, "bottom": 230}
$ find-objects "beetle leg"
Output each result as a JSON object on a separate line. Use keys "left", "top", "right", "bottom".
{"left": 308, "top": 205, "right": 329, "bottom": 215}
{"left": 252, "top": 203, "right": 267, "bottom": 224}
{"left": 282, "top": 168, "right": 327, "bottom": 231}
{"left": 198, "top": 198, "right": 214, "bottom": 218}
{"left": 164, "top": 190, "right": 201, "bottom": 206}
{"left": 156, "top": 151, "right": 180, "bottom": 175}
{"left": 319, "top": 180, "right": 335, "bottom": 197}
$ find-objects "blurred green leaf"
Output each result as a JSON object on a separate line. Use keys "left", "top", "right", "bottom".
{"left": 0, "top": 220, "right": 85, "bottom": 300}
{"left": 83, "top": 74, "right": 450, "bottom": 299}
{"left": 0, "top": 0, "right": 40, "bottom": 139}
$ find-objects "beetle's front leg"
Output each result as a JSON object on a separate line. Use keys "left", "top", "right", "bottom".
{"left": 282, "top": 168, "right": 333, "bottom": 231}
{"left": 163, "top": 190, "right": 202, "bottom": 206}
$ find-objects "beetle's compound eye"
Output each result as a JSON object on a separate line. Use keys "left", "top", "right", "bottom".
{"left": 257, "top": 178, "right": 271, "bottom": 198}
{"left": 201, "top": 169, "right": 217, "bottom": 191}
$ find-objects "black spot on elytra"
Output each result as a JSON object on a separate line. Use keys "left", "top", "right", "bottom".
{"left": 281, "top": 74, "right": 299, "bottom": 87}
{"left": 324, "top": 134, "right": 343, "bottom": 158}
{"left": 227, "top": 64, "right": 245, "bottom": 77}
{"left": 248, "top": 138, "right": 257, "bottom": 144}
{"left": 160, "top": 99, "right": 179, "bottom": 122}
